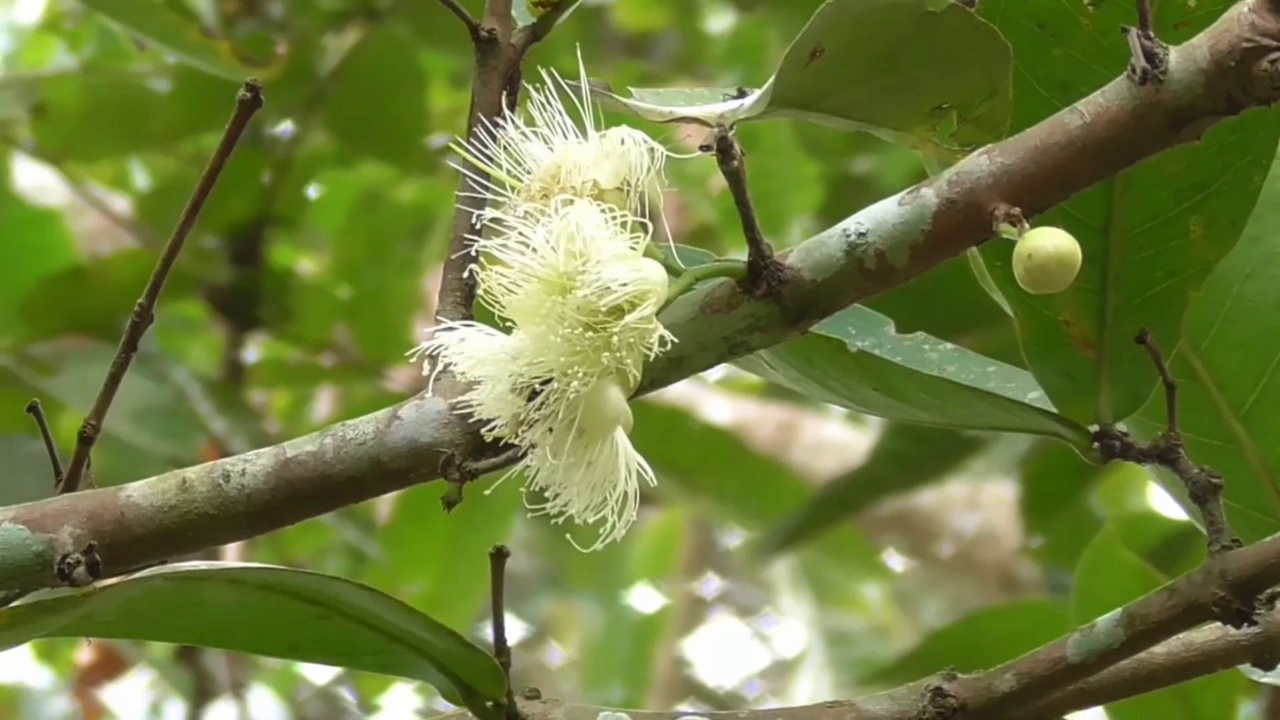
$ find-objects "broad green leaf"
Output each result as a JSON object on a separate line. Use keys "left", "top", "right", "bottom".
{"left": 864, "top": 599, "right": 1071, "bottom": 686}
{"left": 77, "top": 0, "right": 285, "bottom": 81}
{"left": 0, "top": 190, "right": 80, "bottom": 341}
{"left": 1019, "top": 440, "right": 1107, "bottom": 575}
{"left": 0, "top": 341, "right": 209, "bottom": 468}
{"left": 759, "top": 423, "right": 989, "bottom": 555}
{"left": 0, "top": 434, "right": 59, "bottom": 506}
{"left": 630, "top": 400, "right": 888, "bottom": 579}
{"left": 975, "top": 0, "right": 1280, "bottom": 426}
{"left": 17, "top": 249, "right": 197, "bottom": 344}
{"left": 0, "top": 562, "right": 506, "bottom": 712}
{"left": 735, "top": 304, "right": 1091, "bottom": 447}
{"left": 1128, "top": 144, "right": 1280, "bottom": 543}
{"left": 1072, "top": 522, "right": 1241, "bottom": 719}
{"left": 318, "top": 168, "right": 444, "bottom": 365}
{"left": 322, "top": 24, "right": 430, "bottom": 170}
{"left": 363, "top": 476, "right": 523, "bottom": 633}
{"left": 591, "top": 0, "right": 1011, "bottom": 149}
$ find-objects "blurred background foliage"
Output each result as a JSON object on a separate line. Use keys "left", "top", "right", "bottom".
{"left": 1, "top": 0, "right": 1280, "bottom": 718}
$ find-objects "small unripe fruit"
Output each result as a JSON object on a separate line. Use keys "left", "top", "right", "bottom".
{"left": 1012, "top": 226, "right": 1082, "bottom": 295}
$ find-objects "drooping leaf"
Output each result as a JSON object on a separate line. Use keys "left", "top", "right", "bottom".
{"left": 0, "top": 562, "right": 506, "bottom": 712}
{"left": 1072, "top": 522, "right": 1241, "bottom": 719}
{"left": 974, "top": 0, "right": 1280, "bottom": 426}
{"left": 864, "top": 599, "right": 1071, "bottom": 687}
{"left": 1127, "top": 144, "right": 1280, "bottom": 543}
{"left": 76, "top": 0, "right": 285, "bottom": 81}
{"left": 590, "top": 0, "right": 1011, "bottom": 149}
{"left": 759, "top": 423, "right": 989, "bottom": 556}
{"left": 734, "top": 304, "right": 1091, "bottom": 448}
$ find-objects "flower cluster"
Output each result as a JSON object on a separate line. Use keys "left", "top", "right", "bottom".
{"left": 412, "top": 55, "right": 678, "bottom": 551}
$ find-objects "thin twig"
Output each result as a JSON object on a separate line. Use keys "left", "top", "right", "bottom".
{"left": 708, "top": 125, "right": 784, "bottom": 296}
{"left": 1093, "top": 329, "right": 1241, "bottom": 559}
{"left": 24, "top": 399, "right": 63, "bottom": 486}
{"left": 440, "top": 445, "right": 524, "bottom": 511}
{"left": 57, "top": 80, "right": 265, "bottom": 494}
{"left": 437, "top": 0, "right": 481, "bottom": 37}
{"left": 1123, "top": 0, "right": 1167, "bottom": 86}
{"left": 489, "top": 545, "right": 519, "bottom": 720}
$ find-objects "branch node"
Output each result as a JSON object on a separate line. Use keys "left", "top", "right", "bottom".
{"left": 25, "top": 399, "right": 64, "bottom": 486}
{"left": 437, "top": 0, "right": 482, "bottom": 38}
{"left": 439, "top": 445, "right": 523, "bottom": 512}
{"left": 990, "top": 202, "right": 1029, "bottom": 239}
{"left": 1122, "top": 0, "right": 1168, "bottom": 86}
{"left": 706, "top": 124, "right": 789, "bottom": 297}
{"left": 489, "top": 544, "right": 520, "bottom": 720}
{"left": 921, "top": 671, "right": 964, "bottom": 720}
{"left": 55, "top": 541, "right": 103, "bottom": 588}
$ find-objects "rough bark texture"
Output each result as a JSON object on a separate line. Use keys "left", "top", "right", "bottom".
{"left": 5, "top": 2, "right": 1280, "bottom": 714}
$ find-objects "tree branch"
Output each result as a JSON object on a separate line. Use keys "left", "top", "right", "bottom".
{"left": 434, "top": 0, "right": 518, "bottom": 323}
{"left": 0, "top": 0, "right": 1278, "bottom": 612}
{"left": 58, "top": 80, "right": 265, "bottom": 494}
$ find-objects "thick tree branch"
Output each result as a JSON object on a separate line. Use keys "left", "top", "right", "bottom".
{"left": 0, "top": 0, "right": 1278, "bottom": 623}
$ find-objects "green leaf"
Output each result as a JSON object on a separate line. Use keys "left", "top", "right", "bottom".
{"left": 630, "top": 400, "right": 888, "bottom": 578}
{"left": 975, "top": 0, "right": 1280, "bottom": 426}
{"left": 513, "top": 0, "right": 585, "bottom": 32}
{"left": 1018, "top": 440, "right": 1107, "bottom": 574}
{"left": 590, "top": 0, "right": 1011, "bottom": 149}
{"left": 77, "top": 0, "right": 285, "bottom": 81}
{"left": 322, "top": 24, "right": 429, "bottom": 170}
{"left": 0, "top": 562, "right": 506, "bottom": 712}
{"left": 363, "top": 476, "right": 523, "bottom": 633}
{"left": 0, "top": 341, "right": 209, "bottom": 469}
{"left": 0, "top": 434, "right": 59, "bottom": 507}
{"left": 312, "top": 166, "right": 444, "bottom": 365}
{"left": 0, "top": 191, "right": 80, "bottom": 342}
{"left": 17, "top": 249, "right": 195, "bottom": 344}
{"left": 734, "top": 304, "right": 1091, "bottom": 447}
{"left": 1127, "top": 144, "right": 1280, "bottom": 543}
{"left": 1072, "top": 522, "right": 1241, "bottom": 719}
{"left": 759, "top": 423, "right": 989, "bottom": 555}
{"left": 865, "top": 599, "right": 1071, "bottom": 686}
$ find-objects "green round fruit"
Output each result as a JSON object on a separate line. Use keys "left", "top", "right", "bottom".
{"left": 1012, "top": 226, "right": 1082, "bottom": 295}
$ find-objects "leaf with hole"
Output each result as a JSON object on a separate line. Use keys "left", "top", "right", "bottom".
{"left": 0, "top": 562, "right": 506, "bottom": 713}
{"left": 589, "top": 0, "right": 1010, "bottom": 149}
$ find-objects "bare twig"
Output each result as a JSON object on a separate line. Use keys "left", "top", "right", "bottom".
{"left": 489, "top": 545, "right": 519, "bottom": 720}
{"left": 57, "top": 80, "right": 264, "bottom": 494}
{"left": 437, "top": 0, "right": 481, "bottom": 37}
{"left": 1123, "top": 0, "right": 1168, "bottom": 85}
{"left": 707, "top": 125, "right": 786, "bottom": 296}
{"left": 1093, "top": 329, "right": 1241, "bottom": 558}
{"left": 25, "top": 399, "right": 63, "bottom": 486}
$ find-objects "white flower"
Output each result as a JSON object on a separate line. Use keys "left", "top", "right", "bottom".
{"left": 414, "top": 196, "right": 673, "bottom": 551}
{"left": 452, "top": 49, "right": 675, "bottom": 217}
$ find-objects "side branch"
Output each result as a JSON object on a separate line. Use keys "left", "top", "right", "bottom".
{"left": 3, "top": 0, "right": 1280, "bottom": 603}
{"left": 58, "top": 80, "right": 264, "bottom": 494}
